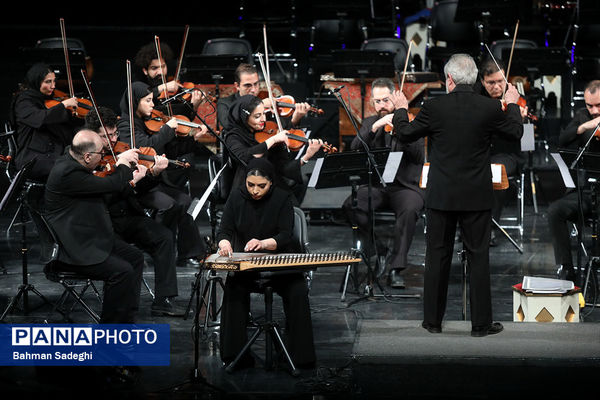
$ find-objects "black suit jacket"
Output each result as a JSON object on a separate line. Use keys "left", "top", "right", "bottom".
{"left": 44, "top": 151, "right": 134, "bottom": 266}
{"left": 392, "top": 84, "right": 523, "bottom": 211}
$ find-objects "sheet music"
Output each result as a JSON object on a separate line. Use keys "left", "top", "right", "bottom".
{"left": 521, "top": 123, "right": 535, "bottom": 152}
{"left": 308, "top": 157, "right": 324, "bottom": 188}
{"left": 382, "top": 152, "right": 403, "bottom": 183}
{"left": 551, "top": 153, "right": 576, "bottom": 189}
{"left": 491, "top": 164, "right": 502, "bottom": 184}
{"left": 188, "top": 164, "right": 227, "bottom": 219}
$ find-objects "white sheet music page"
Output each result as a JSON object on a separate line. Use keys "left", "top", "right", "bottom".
{"left": 551, "top": 153, "right": 576, "bottom": 189}
{"left": 521, "top": 123, "right": 535, "bottom": 152}
{"left": 308, "top": 157, "right": 324, "bottom": 188}
{"left": 491, "top": 164, "right": 502, "bottom": 183}
{"left": 382, "top": 152, "right": 403, "bottom": 183}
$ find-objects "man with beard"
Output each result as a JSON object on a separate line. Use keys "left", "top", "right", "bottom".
{"left": 342, "top": 78, "right": 425, "bottom": 289}
{"left": 217, "top": 63, "right": 311, "bottom": 131}
{"left": 548, "top": 80, "right": 600, "bottom": 283}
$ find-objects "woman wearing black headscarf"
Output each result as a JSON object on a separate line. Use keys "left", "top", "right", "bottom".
{"left": 223, "top": 94, "right": 323, "bottom": 204}
{"left": 116, "top": 81, "right": 206, "bottom": 266}
{"left": 10, "top": 63, "right": 84, "bottom": 182}
{"left": 217, "top": 157, "right": 316, "bottom": 371}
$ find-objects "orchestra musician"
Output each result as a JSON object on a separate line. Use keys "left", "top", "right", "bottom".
{"left": 217, "top": 157, "right": 316, "bottom": 370}
{"left": 10, "top": 63, "right": 83, "bottom": 183}
{"left": 223, "top": 94, "right": 322, "bottom": 204}
{"left": 216, "top": 63, "right": 311, "bottom": 132}
{"left": 391, "top": 54, "right": 523, "bottom": 336}
{"left": 473, "top": 57, "right": 528, "bottom": 246}
{"left": 85, "top": 106, "right": 187, "bottom": 317}
{"left": 548, "top": 80, "right": 600, "bottom": 283}
{"left": 117, "top": 81, "right": 206, "bottom": 267}
{"left": 44, "top": 129, "right": 144, "bottom": 323}
{"left": 342, "top": 78, "right": 425, "bottom": 289}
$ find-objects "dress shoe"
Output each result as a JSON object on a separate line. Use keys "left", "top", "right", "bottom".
{"left": 421, "top": 321, "right": 442, "bottom": 333}
{"left": 489, "top": 230, "right": 498, "bottom": 247}
{"left": 151, "top": 297, "right": 188, "bottom": 317}
{"left": 177, "top": 257, "right": 200, "bottom": 267}
{"left": 471, "top": 322, "right": 504, "bottom": 337}
{"left": 388, "top": 268, "right": 405, "bottom": 289}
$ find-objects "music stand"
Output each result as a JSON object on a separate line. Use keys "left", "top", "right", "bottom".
{"left": 0, "top": 159, "right": 52, "bottom": 321}
{"left": 182, "top": 54, "right": 247, "bottom": 84}
{"left": 309, "top": 151, "right": 421, "bottom": 303}
{"left": 559, "top": 149, "right": 600, "bottom": 305}
{"left": 331, "top": 49, "right": 395, "bottom": 120}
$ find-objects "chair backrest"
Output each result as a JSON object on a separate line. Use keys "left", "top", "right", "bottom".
{"left": 291, "top": 206, "right": 309, "bottom": 254}
{"left": 490, "top": 39, "right": 538, "bottom": 62}
{"left": 361, "top": 38, "right": 409, "bottom": 71}
{"left": 35, "top": 37, "right": 87, "bottom": 53}
{"left": 201, "top": 38, "right": 253, "bottom": 64}
{"left": 208, "top": 152, "right": 234, "bottom": 204}
{"left": 28, "top": 207, "right": 60, "bottom": 265}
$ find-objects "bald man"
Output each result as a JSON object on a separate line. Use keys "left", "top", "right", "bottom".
{"left": 44, "top": 130, "right": 145, "bottom": 323}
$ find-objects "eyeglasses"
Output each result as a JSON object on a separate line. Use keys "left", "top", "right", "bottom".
{"left": 88, "top": 150, "right": 106, "bottom": 156}
{"left": 483, "top": 79, "right": 504, "bottom": 87}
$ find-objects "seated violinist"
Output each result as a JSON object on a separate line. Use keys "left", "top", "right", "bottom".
{"left": 473, "top": 57, "right": 527, "bottom": 246}
{"left": 223, "top": 94, "right": 323, "bottom": 205}
{"left": 134, "top": 41, "right": 207, "bottom": 121}
{"left": 85, "top": 106, "right": 187, "bottom": 317}
{"left": 44, "top": 129, "right": 144, "bottom": 323}
{"left": 217, "top": 157, "right": 316, "bottom": 371}
{"left": 10, "top": 63, "right": 84, "bottom": 182}
{"left": 117, "top": 81, "right": 206, "bottom": 267}
{"left": 217, "top": 63, "right": 311, "bottom": 132}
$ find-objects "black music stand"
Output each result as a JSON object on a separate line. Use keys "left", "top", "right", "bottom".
{"left": 331, "top": 49, "right": 395, "bottom": 120}
{"left": 182, "top": 54, "right": 247, "bottom": 84}
{"left": 0, "top": 159, "right": 52, "bottom": 321}
{"left": 309, "top": 150, "right": 421, "bottom": 303}
{"left": 560, "top": 149, "right": 600, "bottom": 294}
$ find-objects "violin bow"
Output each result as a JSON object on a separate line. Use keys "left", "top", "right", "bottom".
{"left": 173, "top": 25, "right": 190, "bottom": 86}
{"left": 502, "top": 20, "right": 520, "bottom": 101}
{"left": 80, "top": 68, "right": 117, "bottom": 162}
{"left": 398, "top": 40, "right": 415, "bottom": 93}
{"left": 126, "top": 60, "right": 137, "bottom": 150}
{"left": 484, "top": 44, "right": 510, "bottom": 87}
{"left": 59, "top": 18, "right": 75, "bottom": 99}
{"left": 154, "top": 35, "right": 173, "bottom": 117}
{"left": 258, "top": 25, "right": 285, "bottom": 134}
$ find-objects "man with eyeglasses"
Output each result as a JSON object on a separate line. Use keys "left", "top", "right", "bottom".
{"left": 44, "top": 129, "right": 145, "bottom": 323}
{"left": 474, "top": 57, "right": 527, "bottom": 246}
{"left": 84, "top": 107, "right": 188, "bottom": 317}
{"left": 342, "top": 77, "right": 425, "bottom": 289}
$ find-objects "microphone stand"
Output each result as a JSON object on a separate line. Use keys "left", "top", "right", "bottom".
{"left": 330, "top": 88, "right": 419, "bottom": 305}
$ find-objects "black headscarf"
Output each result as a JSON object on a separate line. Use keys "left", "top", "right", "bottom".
{"left": 24, "top": 63, "right": 53, "bottom": 92}
{"left": 119, "top": 81, "right": 153, "bottom": 117}
{"left": 225, "top": 94, "right": 263, "bottom": 144}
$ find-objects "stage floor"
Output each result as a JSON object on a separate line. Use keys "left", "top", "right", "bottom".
{"left": 1, "top": 159, "right": 599, "bottom": 399}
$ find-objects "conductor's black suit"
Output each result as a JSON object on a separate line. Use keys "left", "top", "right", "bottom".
{"left": 392, "top": 84, "right": 523, "bottom": 329}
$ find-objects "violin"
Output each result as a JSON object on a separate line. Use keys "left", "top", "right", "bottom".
{"left": 383, "top": 111, "right": 415, "bottom": 133}
{"left": 255, "top": 121, "right": 337, "bottom": 153}
{"left": 144, "top": 109, "right": 206, "bottom": 136}
{"left": 500, "top": 97, "right": 538, "bottom": 122}
{"left": 45, "top": 88, "right": 93, "bottom": 118}
{"left": 262, "top": 94, "right": 324, "bottom": 117}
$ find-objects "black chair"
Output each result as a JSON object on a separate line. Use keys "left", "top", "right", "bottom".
{"left": 425, "top": 0, "right": 480, "bottom": 73}
{"left": 225, "top": 206, "right": 310, "bottom": 376}
{"left": 309, "top": 19, "right": 362, "bottom": 54}
{"left": 28, "top": 207, "right": 102, "bottom": 323}
{"left": 201, "top": 38, "right": 253, "bottom": 64}
{"left": 360, "top": 38, "right": 409, "bottom": 72}
{"left": 490, "top": 39, "right": 538, "bottom": 62}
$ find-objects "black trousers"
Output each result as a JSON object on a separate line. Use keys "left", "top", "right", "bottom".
{"left": 219, "top": 271, "right": 316, "bottom": 366}
{"left": 57, "top": 239, "right": 144, "bottom": 323}
{"left": 343, "top": 185, "right": 424, "bottom": 270}
{"left": 547, "top": 190, "right": 593, "bottom": 267}
{"left": 137, "top": 182, "right": 205, "bottom": 259}
{"left": 424, "top": 208, "right": 493, "bottom": 329}
{"left": 112, "top": 215, "right": 178, "bottom": 299}
{"left": 490, "top": 153, "right": 519, "bottom": 223}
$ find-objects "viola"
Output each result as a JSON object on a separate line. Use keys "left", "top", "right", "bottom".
{"left": 144, "top": 109, "right": 205, "bottom": 136}
{"left": 254, "top": 120, "right": 337, "bottom": 153}
{"left": 383, "top": 111, "right": 415, "bottom": 133}
{"left": 45, "top": 89, "right": 93, "bottom": 118}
